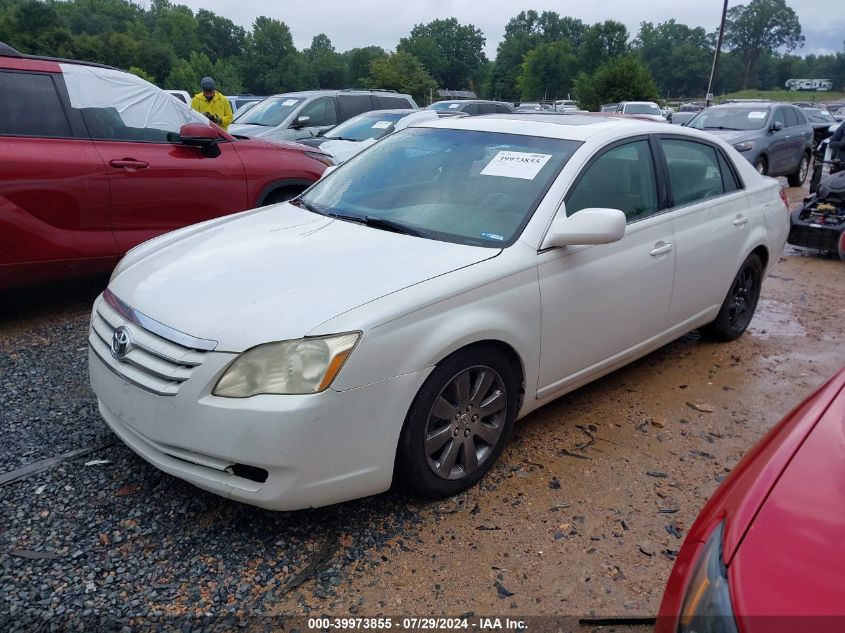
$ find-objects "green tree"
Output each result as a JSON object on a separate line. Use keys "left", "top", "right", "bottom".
{"left": 303, "top": 34, "right": 346, "bottom": 88}
{"left": 578, "top": 20, "right": 630, "bottom": 75}
{"left": 196, "top": 8, "right": 245, "bottom": 62}
{"left": 573, "top": 56, "right": 659, "bottom": 111}
{"left": 397, "top": 18, "right": 487, "bottom": 90}
{"left": 634, "top": 20, "right": 711, "bottom": 96}
{"left": 127, "top": 65, "right": 155, "bottom": 83}
{"left": 365, "top": 51, "right": 437, "bottom": 104}
{"left": 724, "top": 0, "right": 804, "bottom": 89}
{"left": 242, "top": 16, "right": 305, "bottom": 94}
{"left": 489, "top": 10, "right": 583, "bottom": 101}
{"left": 517, "top": 40, "right": 577, "bottom": 101}
{"left": 343, "top": 46, "right": 387, "bottom": 86}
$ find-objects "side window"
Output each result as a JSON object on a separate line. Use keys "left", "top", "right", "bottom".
{"left": 566, "top": 140, "right": 659, "bottom": 222}
{"left": 717, "top": 150, "right": 742, "bottom": 192}
{"left": 783, "top": 107, "right": 798, "bottom": 128}
{"left": 771, "top": 108, "right": 786, "bottom": 129}
{"left": 376, "top": 96, "right": 413, "bottom": 109}
{"left": 496, "top": 104, "right": 512, "bottom": 113}
{"left": 338, "top": 95, "right": 375, "bottom": 120}
{"left": 296, "top": 97, "right": 338, "bottom": 127}
{"left": 661, "top": 139, "right": 725, "bottom": 206}
{"left": 0, "top": 71, "right": 73, "bottom": 138}
{"left": 462, "top": 104, "right": 480, "bottom": 115}
{"left": 477, "top": 103, "right": 497, "bottom": 115}
{"left": 792, "top": 107, "right": 807, "bottom": 125}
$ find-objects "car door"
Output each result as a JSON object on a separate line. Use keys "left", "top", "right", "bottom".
{"left": 536, "top": 138, "right": 675, "bottom": 396}
{"left": 766, "top": 107, "right": 791, "bottom": 174}
{"left": 0, "top": 67, "right": 115, "bottom": 278}
{"left": 67, "top": 66, "right": 249, "bottom": 252}
{"left": 291, "top": 96, "right": 338, "bottom": 139}
{"left": 656, "top": 136, "right": 750, "bottom": 325}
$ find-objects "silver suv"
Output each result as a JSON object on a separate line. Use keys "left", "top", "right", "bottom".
{"left": 687, "top": 102, "right": 813, "bottom": 186}
{"left": 229, "top": 89, "right": 417, "bottom": 141}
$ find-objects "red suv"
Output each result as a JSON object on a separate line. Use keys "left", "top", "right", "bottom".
{"left": 0, "top": 43, "right": 332, "bottom": 290}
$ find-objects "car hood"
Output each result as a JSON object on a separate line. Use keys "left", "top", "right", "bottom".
{"left": 696, "top": 128, "right": 758, "bottom": 145}
{"left": 108, "top": 204, "right": 498, "bottom": 351}
{"left": 729, "top": 370, "right": 845, "bottom": 623}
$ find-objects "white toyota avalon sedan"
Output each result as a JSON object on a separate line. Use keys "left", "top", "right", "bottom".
{"left": 89, "top": 114, "right": 789, "bottom": 510}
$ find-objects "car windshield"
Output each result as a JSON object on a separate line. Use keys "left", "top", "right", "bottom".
{"left": 804, "top": 109, "right": 835, "bottom": 124}
{"left": 324, "top": 112, "right": 408, "bottom": 141}
{"left": 625, "top": 103, "right": 661, "bottom": 115}
{"left": 299, "top": 127, "right": 581, "bottom": 247}
{"left": 688, "top": 107, "right": 769, "bottom": 131}
{"left": 234, "top": 96, "right": 302, "bottom": 126}
{"left": 429, "top": 102, "right": 463, "bottom": 111}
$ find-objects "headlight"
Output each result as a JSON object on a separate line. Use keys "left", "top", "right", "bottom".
{"left": 732, "top": 141, "right": 755, "bottom": 152}
{"left": 678, "top": 522, "right": 738, "bottom": 633}
{"left": 213, "top": 332, "right": 359, "bottom": 397}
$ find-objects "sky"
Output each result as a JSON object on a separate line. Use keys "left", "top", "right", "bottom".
{"left": 164, "top": 0, "right": 844, "bottom": 59}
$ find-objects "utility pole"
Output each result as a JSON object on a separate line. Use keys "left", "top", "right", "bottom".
{"left": 706, "top": 0, "right": 729, "bottom": 107}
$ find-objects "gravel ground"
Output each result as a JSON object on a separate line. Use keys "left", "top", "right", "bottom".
{"left": 1, "top": 181, "right": 843, "bottom": 630}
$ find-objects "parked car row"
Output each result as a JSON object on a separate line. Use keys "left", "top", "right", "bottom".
{"left": 0, "top": 43, "right": 332, "bottom": 290}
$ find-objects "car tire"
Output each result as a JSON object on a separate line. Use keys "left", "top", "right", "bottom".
{"left": 838, "top": 231, "right": 845, "bottom": 262}
{"left": 700, "top": 253, "right": 763, "bottom": 342}
{"left": 396, "top": 347, "right": 519, "bottom": 499}
{"left": 263, "top": 188, "right": 302, "bottom": 205}
{"left": 787, "top": 153, "right": 811, "bottom": 187}
{"left": 753, "top": 156, "right": 768, "bottom": 176}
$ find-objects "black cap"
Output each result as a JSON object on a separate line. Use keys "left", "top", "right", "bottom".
{"left": 200, "top": 77, "right": 215, "bottom": 90}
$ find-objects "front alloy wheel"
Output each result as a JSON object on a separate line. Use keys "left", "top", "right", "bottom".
{"left": 424, "top": 366, "right": 508, "bottom": 480}
{"left": 397, "top": 347, "right": 518, "bottom": 498}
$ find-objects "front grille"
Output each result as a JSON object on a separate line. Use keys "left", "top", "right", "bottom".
{"left": 89, "top": 295, "right": 209, "bottom": 396}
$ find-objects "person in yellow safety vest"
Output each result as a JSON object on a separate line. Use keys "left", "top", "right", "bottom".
{"left": 191, "top": 76, "right": 233, "bottom": 130}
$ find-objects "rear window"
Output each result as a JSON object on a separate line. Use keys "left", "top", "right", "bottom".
{"left": 376, "top": 95, "right": 413, "bottom": 109}
{"left": 0, "top": 71, "right": 72, "bottom": 138}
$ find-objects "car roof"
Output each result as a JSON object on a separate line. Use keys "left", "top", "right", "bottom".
{"left": 710, "top": 102, "right": 775, "bottom": 110}
{"left": 416, "top": 112, "right": 683, "bottom": 142}
{"left": 0, "top": 41, "right": 118, "bottom": 71}
{"left": 266, "top": 89, "right": 409, "bottom": 99}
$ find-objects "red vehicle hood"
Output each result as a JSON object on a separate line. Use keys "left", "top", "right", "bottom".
{"left": 730, "top": 372, "right": 845, "bottom": 626}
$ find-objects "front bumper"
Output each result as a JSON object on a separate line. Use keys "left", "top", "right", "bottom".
{"left": 89, "top": 320, "right": 430, "bottom": 511}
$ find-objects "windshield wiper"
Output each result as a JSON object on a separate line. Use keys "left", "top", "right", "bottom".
{"left": 706, "top": 126, "right": 743, "bottom": 131}
{"left": 361, "top": 216, "right": 422, "bottom": 237}
{"left": 289, "top": 198, "right": 326, "bottom": 215}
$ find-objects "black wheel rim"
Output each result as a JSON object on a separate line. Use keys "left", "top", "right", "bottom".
{"left": 727, "top": 265, "right": 757, "bottom": 330}
{"left": 424, "top": 365, "right": 508, "bottom": 481}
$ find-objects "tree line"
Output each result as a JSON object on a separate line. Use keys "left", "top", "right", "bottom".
{"left": 1, "top": 0, "right": 843, "bottom": 108}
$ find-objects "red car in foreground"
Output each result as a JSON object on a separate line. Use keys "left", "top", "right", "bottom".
{"left": 657, "top": 367, "right": 845, "bottom": 633}
{"left": 0, "top": 42, "right": 331, "bottom": 290}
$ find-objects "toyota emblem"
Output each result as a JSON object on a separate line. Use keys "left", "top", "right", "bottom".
{"left": 111, "top": 326, "right": 132, "bottom": 359}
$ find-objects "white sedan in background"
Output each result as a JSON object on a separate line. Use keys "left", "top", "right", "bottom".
{"left": 296, "top": 109, "right": 438, "bottom": 163}
{"left": 89, "top": 114, "right": 788, "bottom": 510}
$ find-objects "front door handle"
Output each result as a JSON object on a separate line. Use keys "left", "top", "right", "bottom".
{"left": 650, "top": 242, "right": 673, "bottom": 256}
{"left": 109, "top": 159, "right": 149, "bottom": 171}
{"left": 733, "top": 214, "right": 749, "bottom": 226}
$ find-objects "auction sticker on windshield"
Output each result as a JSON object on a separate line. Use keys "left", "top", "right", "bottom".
{"left": 480, "top": 151, "right": 552, "bottom": 180}
{"left": 371, "top": 121, "right": 392, "bottom": 129}
{"left": 282, "top": 99, "right": 298, "bottom": 106}
{"left": 748, "top": 111, "right": 767, "bottom": 119}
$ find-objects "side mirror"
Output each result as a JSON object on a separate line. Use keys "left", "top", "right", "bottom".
{"left": 290, "top": 115, "right": 311, "bottom": 129}
{"left": 179, "top": 123, "right": 220, "bottom": 157}
{"left": 771, "top": 120, "right": 785, "bottom": 132}
{"left": 541, "top": 207, "right": 626, "bottom": 249}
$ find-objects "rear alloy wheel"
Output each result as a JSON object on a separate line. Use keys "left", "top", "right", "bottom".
{"left": 753, "top": 156, "right": 768, "bottom": 176}
{"left": 787, "top": 153, "right": 810, "bottom": 187}
{"left": 700, "top": 253, "right": 763, "bottom": 341}
{"left": 397, "top": 348, "right": 518, "bottom": 498}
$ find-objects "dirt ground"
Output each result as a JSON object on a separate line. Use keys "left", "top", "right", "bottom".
{"left": 1, "top": 180, "right": 843, "bottom": 629}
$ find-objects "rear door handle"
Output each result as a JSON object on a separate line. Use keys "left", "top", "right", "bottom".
{"left": 650, "top": 242, "right": 673, "bottom": 256}
{"left": 109, "top": 159, "right": 149, "bottom": 170}
{"left": 733, "top": 214, "right": 749, "bottom": 226}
